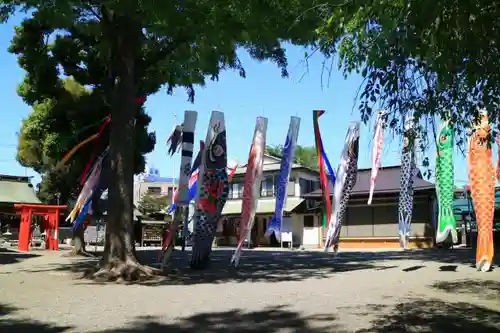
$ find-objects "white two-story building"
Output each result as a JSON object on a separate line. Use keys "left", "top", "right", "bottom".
{"left": 217, "top": 154, "right": 322, "bottom": 248}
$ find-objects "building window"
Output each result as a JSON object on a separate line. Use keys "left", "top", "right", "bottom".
{"left": 299, "top": 178, "right": 313, "bottom": 195}
{"left": 312, "top": 180, "right": 320, "bottom": 191}
{"left": 261, "top": 176, "right": 274, "bottom": 197}
{"left": 287, "top": 180, "right": 296, "bottom": 196}
{"left": 147, "top": 186, "right": 162, "bottom": 195}
{"left": 298, "top": 178, "right": 320, "bottom": 195}
{"left": 304, "top": 215, "right": 314, "bottom": 228}
{"left": 230, "top": 183, "right": 244, "bottom": 199}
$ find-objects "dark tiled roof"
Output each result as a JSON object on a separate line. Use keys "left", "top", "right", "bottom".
{"left": 0, "top": 175, "right": 41, "bottom": 204}
{"left": 302, "top": 165, "right": 434, "bottom": 198}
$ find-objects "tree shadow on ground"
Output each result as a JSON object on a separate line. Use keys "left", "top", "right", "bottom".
{"left": 37, "top": 249, "right": 381, "bottom": 285}
{"left": 0, "top": 303, "right": 72, "bottom": 333}
{"left": 0, "top": 248, "right": 40, "bottom": 265}
{"left": 338, "top": 246, "right": 498, "bottom": 267}
{"left": 356, "top": 298, "right": 500, "bottom": 333}
{"left": 431, "top": 279, "right": 500, "bottom": 301}
{"left": 13, "top": 246, "right": 496, "bottom": 285}
{"left": 93, "top": 305, "right": 342, "bottom": 333}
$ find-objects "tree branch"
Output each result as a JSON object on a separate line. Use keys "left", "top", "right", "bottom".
{"left": 141, "top": 36, "right": 191, "bottom": 72}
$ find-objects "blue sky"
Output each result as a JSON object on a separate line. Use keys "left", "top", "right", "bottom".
{"left": 0, "top": 14, "right": 477, "bottom": 188}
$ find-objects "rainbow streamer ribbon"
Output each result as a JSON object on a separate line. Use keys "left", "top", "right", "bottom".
{"left": 313, "top": 110, "right": 334, "bottom": 228}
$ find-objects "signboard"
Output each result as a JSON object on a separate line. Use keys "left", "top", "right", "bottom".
{"left": 280, "top": 216, "right": 292, "bottom": 242}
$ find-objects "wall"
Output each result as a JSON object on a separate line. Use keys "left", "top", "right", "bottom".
{"left": 133, "top": 181, "right": 177, "bottom": 205}
{"left": 292, "top": 170, "right": 320, "bottom": 197}
{"left": 290, "top": 213, "right": 321, "bottom": 248}
{"left": 228, "top": 168, "right": 319, "bottom": 201}
{"left": 291, "top": 214, "right": 303, "bottom": 245}
{"left": 334, "top": 194, "right": 435, "bottom": 239}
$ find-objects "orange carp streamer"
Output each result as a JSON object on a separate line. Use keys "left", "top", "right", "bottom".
{"left": 59, "top": 134, "right": 99, "bottom": 165}
{"left": 468, "top": 110, "right": 495, "bottom": 272}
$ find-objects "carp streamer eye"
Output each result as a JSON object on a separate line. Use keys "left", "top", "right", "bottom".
{"left": 213, "top": 145, "right": 223, "bottom": 157}
{"left": 440, "top": 134, "right": 447, "bottom": 142}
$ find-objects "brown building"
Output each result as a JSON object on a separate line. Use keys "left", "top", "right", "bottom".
{"left": 302, "top": 166, "right": 436, "bottom": 249}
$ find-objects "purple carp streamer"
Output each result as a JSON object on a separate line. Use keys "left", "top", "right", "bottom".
{"left": 265, "top": 116, "right": 300, "bottom": 241}
{"left": 161, "top": 111, "right": 197, "bottom": 268}
{"left": 231, "top": 117, "right": 268, "bottom": 267}
{"left": 190, "top": 111, "right": 229, "bottom": 270}
{"left": 398, "top": 117, "right": 416, "bottom": 249}
{"left": 325, "top": 122, "right": 360, "bottom": 253}
{"left": 367, "top": 110, "right": 387, "bottom": 205}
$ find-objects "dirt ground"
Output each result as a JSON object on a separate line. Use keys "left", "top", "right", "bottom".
{"left": 0, "top": 246, "right": 499, "bottom": 333}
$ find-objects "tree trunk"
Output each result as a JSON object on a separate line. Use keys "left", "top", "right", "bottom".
{"left": 89, "top": 12, "right": 160, "bottom": 282}
{"left": 70, "top": 224, "right": 87, "bottom": 255}
{"left": 64, "top": 223, "right": 95, "bottom": 257}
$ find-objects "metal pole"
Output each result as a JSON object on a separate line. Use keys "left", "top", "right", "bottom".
{"left": 181, "top": 206, "right": 189, "bottom": 251}
{"left": 171, "top": 114, "right": 177, "bottom": 221}
{"left": 465, "top": 185, "right": 473, "bottom": 247}
{"left": 94, "top": 219, "right": 99, "bottom": 253}
{"left": 280, "top": 218, "right": 283, "bottom": 250}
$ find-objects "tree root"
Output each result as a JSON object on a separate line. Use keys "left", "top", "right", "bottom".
{"left": 84, "top": 258, "right": 164, "bottom": 283}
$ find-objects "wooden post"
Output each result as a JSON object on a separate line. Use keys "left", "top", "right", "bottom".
{"left": 18, "top": 206, "right": 31, "bottom": 252}
{"left": 53, "top": 208, "right": 60, "bottom": 250}
{"left": 43, "top": 214, "right": 51, "bottom": 250}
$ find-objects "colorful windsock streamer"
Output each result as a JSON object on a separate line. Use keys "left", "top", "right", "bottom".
{"left": 166, "top": 124, "right": 183, "bottom": 156}
{"left": 468, "top": 109, "right": 495, "bottom": 272}
{"left": 435, "top": 119, "right": 458, "bottom": 244}
{"left": 67, "top": 148, "right": 108, "bottom": 230}
{"left": 60, "top": 134, "right": 99, "bottom": 165}
{"left": 367, "top": 110, "right": 387, "bottom": 205}
{"left": 398, "top": 117, "right": 416, "bottom": 249}
{"left": 72, "top": 200, "right": 93, "bottom": 232}
{"left": 190, "top": 111, "right": 230, "bottom": 270}
{"left": 325, "top": 121, "right": 360, "bottom": 253}
{"left": 313, "top": 110, "right": 332, "bottom": 228}
{"left": 168, "top": 164, "right": 239, "bottom": 214}
{"left": 265, "top": 116, "right": 300, "bottom": 241}
{"left": 161, "top": 111, "right": 198, "bottom": 267}
{"left": 79, "top": 115, "right": 111, "bottom": 185}
{"left": 231, "top": 117, "right": 268, "bottom": 267}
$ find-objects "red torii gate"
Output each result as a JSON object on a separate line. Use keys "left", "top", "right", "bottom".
{"left": 14, "top": 204, "right": 67, "bottom": 252}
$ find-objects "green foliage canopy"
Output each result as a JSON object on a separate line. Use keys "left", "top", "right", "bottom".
{"left": 137, "top": 193, "right": 171, "bottom": 219}
{"left": 0, "top": 0, "right": 336, "bottom": 274}
{"left": 16, "top": 77, "right": 156, "bottom": 204}
{"left": 266, "top": 144, "right": 318, "bottom": 170}
{"left": 315, "top": 0, "right": 500, "bottom": 150}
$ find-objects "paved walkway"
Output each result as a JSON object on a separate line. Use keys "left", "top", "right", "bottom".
{"left": 0, "top": 247, "right": 499, "bottom": 332}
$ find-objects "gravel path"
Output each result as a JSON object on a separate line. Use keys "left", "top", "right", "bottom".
{"left": 0, "top": 247, "right": 499, "bottom": 332}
